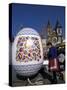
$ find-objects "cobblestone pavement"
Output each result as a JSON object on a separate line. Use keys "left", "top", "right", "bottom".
{"left": 11, "top": 65, "right": 65, "bottom": 86}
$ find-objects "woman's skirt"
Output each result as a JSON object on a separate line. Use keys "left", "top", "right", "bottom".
{"left": 49, "top": 58, "right": 59, "bottom": 71}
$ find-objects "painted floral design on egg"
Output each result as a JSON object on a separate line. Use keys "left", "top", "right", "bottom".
{"left": 16, "top": 36, "right": 41, "bottom": 62}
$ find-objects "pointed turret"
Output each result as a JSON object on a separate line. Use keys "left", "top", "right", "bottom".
{"left": 47, "top": 20, "right": 52, "bottom": 35}
{"left": 54, "top": 17, "right": 63, "bottom": 43}
{"left": 55, "top": 17, "right": 62, "bottom": 30}
{"left": 47, "top": 20, "right": 52, "bottom": 28}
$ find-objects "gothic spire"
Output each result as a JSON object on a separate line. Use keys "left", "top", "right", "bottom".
{"left": 47, "top": 19, "right": 52, "bottom": 28}
{"left": 55, "top": 17, "right": 62, "bottom": 30}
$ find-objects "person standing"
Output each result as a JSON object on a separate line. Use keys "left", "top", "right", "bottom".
{"left": 47, "top": 42, "right": 59, "bottom": 84}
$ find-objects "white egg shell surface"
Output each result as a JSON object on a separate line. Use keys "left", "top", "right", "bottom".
{"left": 12, "top": 28, "right": 43, "bottom": 76}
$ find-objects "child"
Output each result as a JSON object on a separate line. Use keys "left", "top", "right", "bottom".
{"left": 47, "top": 42, "right": 59, "bottom": 84}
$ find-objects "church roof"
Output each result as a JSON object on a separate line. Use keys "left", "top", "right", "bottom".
{"left": 47, "top": 20, "right": 52, "bottom": 28}
{"left": 55, "top": 18, "right": 62, "bottom": 30}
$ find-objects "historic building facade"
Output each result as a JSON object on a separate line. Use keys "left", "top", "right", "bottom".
{"left": 46, "top": 19, "right": 63, "bottom": 45}
{"left": 41, "top": 19, "right": 64, "bottom": 59}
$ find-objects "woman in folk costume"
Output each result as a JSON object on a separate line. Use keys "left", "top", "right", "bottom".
{"left": 47, "top": 42, "right": 60, "bottom": 83}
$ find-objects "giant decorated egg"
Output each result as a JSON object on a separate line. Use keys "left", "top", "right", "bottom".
{"left": 12, "top": 28, "right": 43, "bottom": 76}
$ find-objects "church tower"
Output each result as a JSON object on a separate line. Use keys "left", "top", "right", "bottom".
{"left": 55, "top": 18, "right": 63, "bottom": 43}
{"left": 46, "top": 20, "right": 52, "bottom": 43}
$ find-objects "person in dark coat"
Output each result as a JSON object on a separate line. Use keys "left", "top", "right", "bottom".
{"left": 47, "top": 42, "right": 59, "bottom": 84}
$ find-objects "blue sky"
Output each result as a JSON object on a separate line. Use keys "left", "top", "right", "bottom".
{"left": 11, "top": 3, "right": 65, "bottom": 38}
